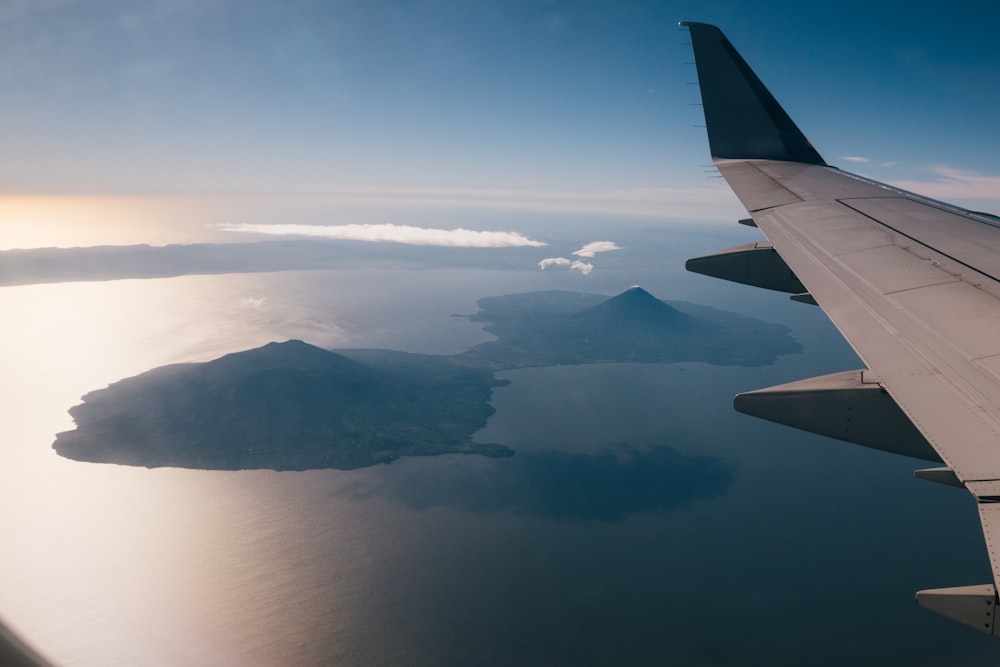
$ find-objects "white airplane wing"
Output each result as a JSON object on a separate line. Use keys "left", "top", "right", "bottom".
{"left": 681, "top": 21, "right": 1000, "bottom": 635}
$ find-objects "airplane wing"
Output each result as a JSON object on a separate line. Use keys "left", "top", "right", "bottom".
{"left": 681, "top": 21, "right": 1000, "bottom": 636}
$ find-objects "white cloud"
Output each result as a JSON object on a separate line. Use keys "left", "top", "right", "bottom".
{"left": 539, "top": 257, "right": 572, "bottom": 270}
{"left": 217, "top": 223, "right": 546, "bottom": 248}
{"left": 238, "top": 296, "right": 267, "bottom": 309}
{"left": 572, "top": 241, "right": 621, "bottom": 258}
{"left": 538, "top": 257, "right": 593, "bottom": 275}
{"left": 841, "top": 156, "right": 870, "bottom": 163}
{"left": 881, "top": 161, "right": 898, "bottom": 168}
{"left": 539, "top": 240, "right": 620, "bottom": 275}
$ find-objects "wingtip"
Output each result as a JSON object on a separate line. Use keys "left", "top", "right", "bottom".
{"left": 679, "top": 22, "right": 722, "bottom": 32}
{"left": 685, "top": 23, "right": 826, "bottom": 165}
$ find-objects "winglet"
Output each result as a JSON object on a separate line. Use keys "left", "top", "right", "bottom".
{"left": 680, "top": 22, "right": 826, "bottom": 165}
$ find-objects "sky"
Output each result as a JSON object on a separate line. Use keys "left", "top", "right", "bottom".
{"left": 1, "top": 0, "right": 1000, "bottom": 250}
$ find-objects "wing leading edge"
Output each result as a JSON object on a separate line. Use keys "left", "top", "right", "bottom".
{"left": 681, "top": 21, "right": 1000, "bottom": 636}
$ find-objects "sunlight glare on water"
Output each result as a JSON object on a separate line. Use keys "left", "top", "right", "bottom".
{"left": 0, "top": 275, "right": 379, "bottom": 665}
{"left": 0, "top": 267, "right": 524, "bottom": 666}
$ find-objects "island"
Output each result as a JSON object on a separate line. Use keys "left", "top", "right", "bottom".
{"left": 53, "top": 287, "right": 800, "bottom": 470}
{"left": 457, "top": 286, "right": 798, "bottom": 368}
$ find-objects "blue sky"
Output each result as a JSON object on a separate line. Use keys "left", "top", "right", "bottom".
{"left": 2, "top": 0, "right": 999, "bottom": 236}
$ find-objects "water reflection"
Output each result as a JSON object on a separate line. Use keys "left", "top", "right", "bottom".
{"left": 335, "top": 444, "right": 734, "bottom": 521}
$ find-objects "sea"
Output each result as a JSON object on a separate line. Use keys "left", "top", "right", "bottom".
{"left": 2, "top": 214, "right": 999, "bottom": 666}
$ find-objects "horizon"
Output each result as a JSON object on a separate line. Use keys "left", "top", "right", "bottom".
{"left": 2, "top": 1, "right": 999, "bottom": 254}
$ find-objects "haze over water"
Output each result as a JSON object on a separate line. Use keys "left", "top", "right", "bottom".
{"left": 2, "top": 215, "right": 999, "bottom": 666}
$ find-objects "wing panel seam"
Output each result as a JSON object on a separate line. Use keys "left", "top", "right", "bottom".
{"left": 838, "top": 199, "right": 1000, "bottom": 286}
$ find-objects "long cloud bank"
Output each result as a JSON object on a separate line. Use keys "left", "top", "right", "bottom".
{"left": 217, "top": 222, "right": 546, "bottom": 248}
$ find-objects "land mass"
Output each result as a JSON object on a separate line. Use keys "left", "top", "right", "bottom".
{"left": 53, "top": 287, "right": 800, "bottom": 470}
{"left": 54, "top": 342, "right": 511, "bottom": 470}
{"left": 457, "top": 287, "right": 797, "bottom": 368}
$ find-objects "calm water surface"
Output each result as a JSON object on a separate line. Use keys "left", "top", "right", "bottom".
{"left": 2, "top": 265, "right": 999, "bottom": 666}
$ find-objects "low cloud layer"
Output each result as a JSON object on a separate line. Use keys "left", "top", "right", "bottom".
{"left": 538, "top": 257, "right": 593, "bottom": 275}
{"left": 217, "top": 222, "right": 546, "bottom": 248}
{"left": 538, "top": 257, "right": 571, "bottom": 270}
{"left": 539, "top": 240, "right": 619, "bottom": 275}
{"left": 890, "top": 166, "right": 1000, "bottom": 203}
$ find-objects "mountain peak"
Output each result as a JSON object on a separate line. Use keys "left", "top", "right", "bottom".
{"left": 618, "top": 285, "right": 656, "bottom": 302}
{"left": 571, "top": 287, "right": 690, "bottom": 326}
{"left": 200, "top": 339, "right": 372, "bottom": 380}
